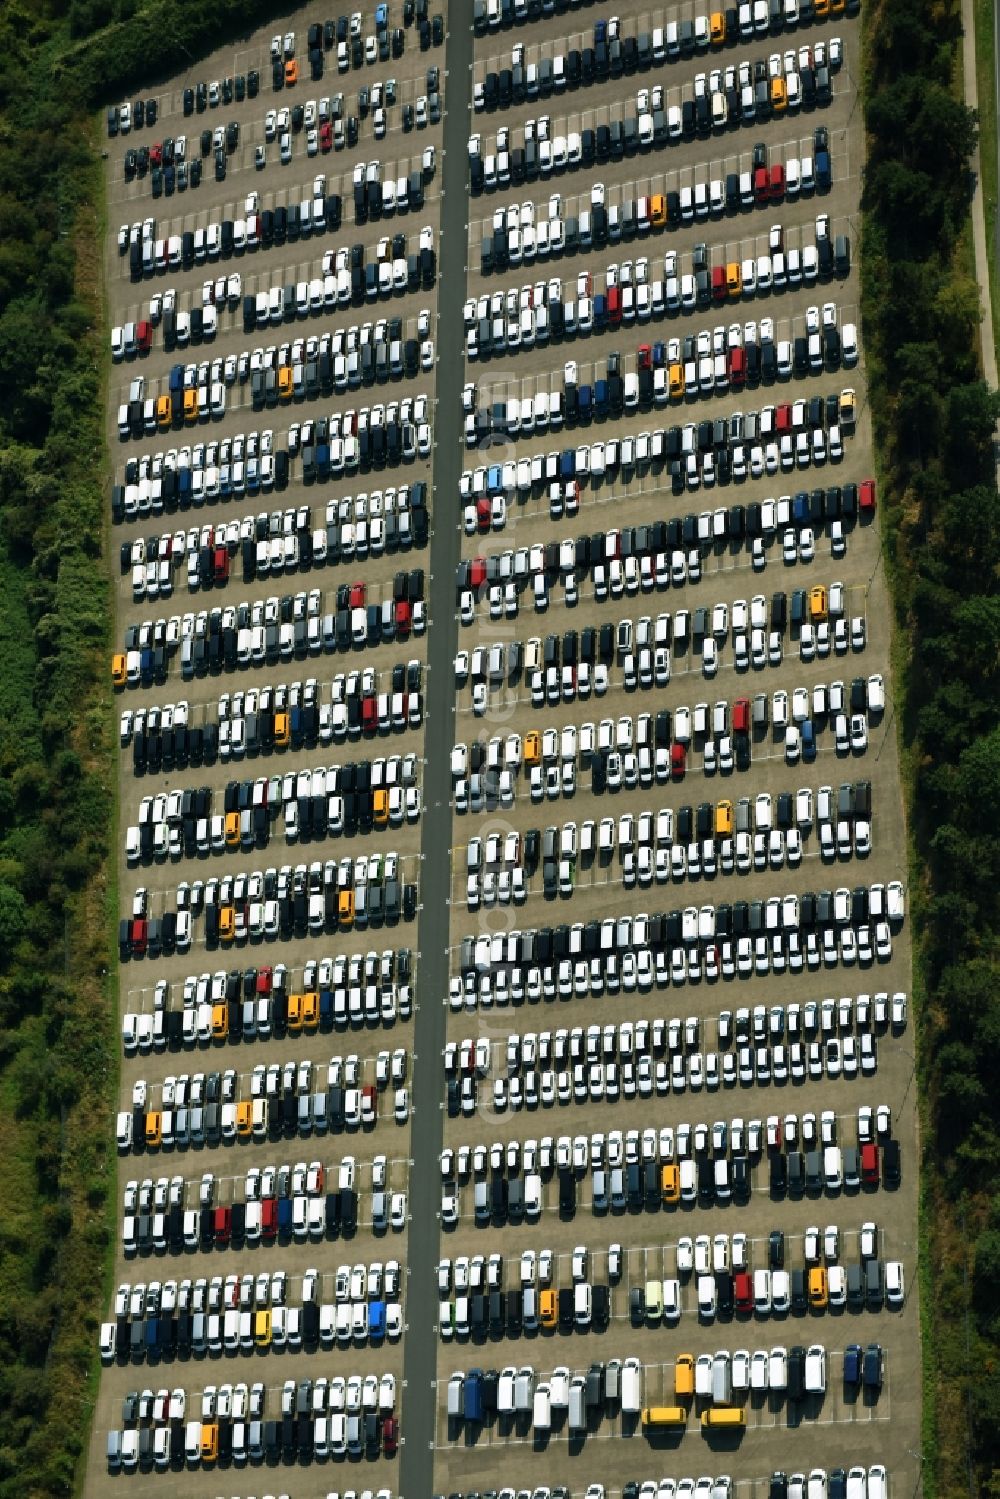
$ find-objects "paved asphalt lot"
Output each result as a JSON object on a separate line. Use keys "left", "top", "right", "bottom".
{"left": 87, "top": 4, "right": 919, "bottom": 1499}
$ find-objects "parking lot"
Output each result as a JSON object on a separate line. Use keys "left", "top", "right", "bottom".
{"left": 431, "top": 1, "right": 920, "bottom": 1498}
{"left": 88, "top": 4, "right": 919, "bottom": 1499}
{"left": 90, "top": 4, "right": 448, "bottom": 1497}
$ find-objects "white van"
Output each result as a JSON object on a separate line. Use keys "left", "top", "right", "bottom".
{"left": 497, "top": 1366, "right": 516, "bottom": 1414}
{"left": 621, "top": 1356, "right": 643, "bottom": 1414}
{"left": 568, "top": 1374, "right": 587, "bottom": 1431}
{"left": 447, "top": 1371, "right": 464, "bottom": 1417}
{"left": 533, "top": 1383, "right": 552, "bottom": 1430}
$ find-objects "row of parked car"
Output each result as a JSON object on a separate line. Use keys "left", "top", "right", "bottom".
{"left": 478, "top": 144, "right": 829, "bottom": 281}
{"left": 455, "top": 880, "right": 902, "bottom": 991}
{"left": 466, "top": 240, "right": 848, "bottom": 365}
{"left": 113, "top": 427, "right": 429, "bottom": 532}
{"left": 464, "top": 775, "right": 871, "bottom": 896}
{"left": 108, "top": 1394, "right": 398, "bottom": 1470}
{"left": 441, "top": 1125, "right": 898, "bottom": 1231}
{"left": 116, "top": 229, "right": 434, "bottom": 361}
{"left": 471, "top": 56, "right": 835, "bottom": 208}
{"left": 467, "top": 298, "right": 837, "bottom": 430}
{"left": 121, "top": 674, "right": 423, "bottom": 782}
{"left": 471, "top": 44, "right": 837, "bottom": 185}
{"left": 485, "top": 1026, "right": 881, "bottom": 1109}
{"left": 112, "top": 571, "right": 427, "bottom": 689}
{"left": 125, "top": 748, "right": 422, "bottom": 863}
{"left": 243, "top": 234, "right": 436, "bottom": 336}
{"left": 122, "top": 945, "right": 413, "bottom": 1053}
{"left": 451, "top": 999, "right": 905, "bottom": 1105}
{"left": 441, "top": 1107, "right": 897, "bottom": 1193}
{"left": 118, "top": 848, "right": 416, "bottom": 960}
{"left": 103, "top": 1258, "right": 404, "bottom": 1362}
{"left": 460, "top": 389, "right": 855, "bottom": 511}
{"left": 132, "top": 1040, "right": 407, "bottom": 1122}
{"left": 457, "top": 508, "right": 864, "bottom": 648}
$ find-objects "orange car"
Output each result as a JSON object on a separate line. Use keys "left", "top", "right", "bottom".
{"left": 112, "top": 653, "right": 127, "bottom": 686}
{"left": 284, "top": 58, "right": 298, "bottom": 85}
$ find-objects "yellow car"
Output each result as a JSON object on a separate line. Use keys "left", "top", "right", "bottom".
{"left": 155, "top": 394, "right": 172, "bottom": 429}
{"left": 278, "top": 366, "right": 293, "bottom": 401}
{"left": 286, "top": 993, "right": 304, "bottom": 1032}
{"left": 183, "top": 387, "right": 199, "bottom": 422}
{"left": 254, "top": 1309, "right": 272, "bottom": 1347}
{"left": 771, "top": 76, "right": 787, "bottom": 111}
{"left": 524, "top": 731, "right": 541, "bottom": 765}
{"left": 338, "top": 890, "right": 355, "bottom": 927}
{"left": 710, "top": 10, "right": 726, "bottom": 41}
{"left": 225, "top": 811, "right": 241, "bottom": 848}
{"left": 715, "top": 800, "right": 733, "bottom": 836}
{"left": 726, "top": 261, "right": 742, "bottom": 297}
{"left": 145, "top": 1111, "right": 162, "bottom": 1148}
{"left": 274, "top": 710, "right": 290, "bottom": 747}
{"left": 668, "top": 362, "right": 685, "bottom": 399}
{"left": 661, "top": 1164, "right": 680, "bottom": 1204}
{"left": 236, "top": 1100, "right": 253, "bottom": 1137}
{"left": 218, "top": 905, "right": 235, "bottom": 942}
{"left": 302, "top": 991, "right": 319, "bottom": 1031}
{"left": 650, "top": 193, "right": 666, "bottom": 227}
{"left": 809, "top": 584, "right": 828, "bottom": 621}
{"left": 112, "top": 652, "right": 127, "bottom": 686}
{"left": 540, "top": 1289, "right": 557, "bottom": 1328}
{"left": 809, "top": 1266, "right": 829, "bottom": 1308}
{"left": 211, "top": 1001, "right": 228, "bottom": 1038}
{"left": 374, "top": 788, "right": 389, "bottom": 826}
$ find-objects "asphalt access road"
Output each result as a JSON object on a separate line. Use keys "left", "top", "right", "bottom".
{"left": 399, "top": 4, "right": 472, "bottom": 1494}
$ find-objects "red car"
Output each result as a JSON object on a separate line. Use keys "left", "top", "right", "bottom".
{"left": 349, "top": 581, "right": 366, "bottom": 608}
{"left": 711, "top": 265, "right": 726, "bottom": 301}
{"left": 213, "top": 1205, "right": 232, "bottom": 1246}
{"left": 671, "top": 743, "right": 686, "bottom": 778}
{"left": 768, "top": 163, "right": 785, "bottom": 200}
{"left": 382, "top": 1415, "right": 398, "bottom": 1456}
{"left": 859, "top": 478, "right": 876, "bottom": 511}
{"left": 733, "top": 697, "right": 750, "bottom": 734}
{"left": 734, "top": 1272, "right": 753, "bottom": 1312}
{"left": 470, "top": 557, "right": 486, "bottom": 589}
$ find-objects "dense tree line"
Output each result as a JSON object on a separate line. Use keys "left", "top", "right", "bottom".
{"left": 862, "top": 0, "right": 1000, "bottom": 1487}
{"left": 0, "top": 2, "right": 303, "bottom": 1495}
